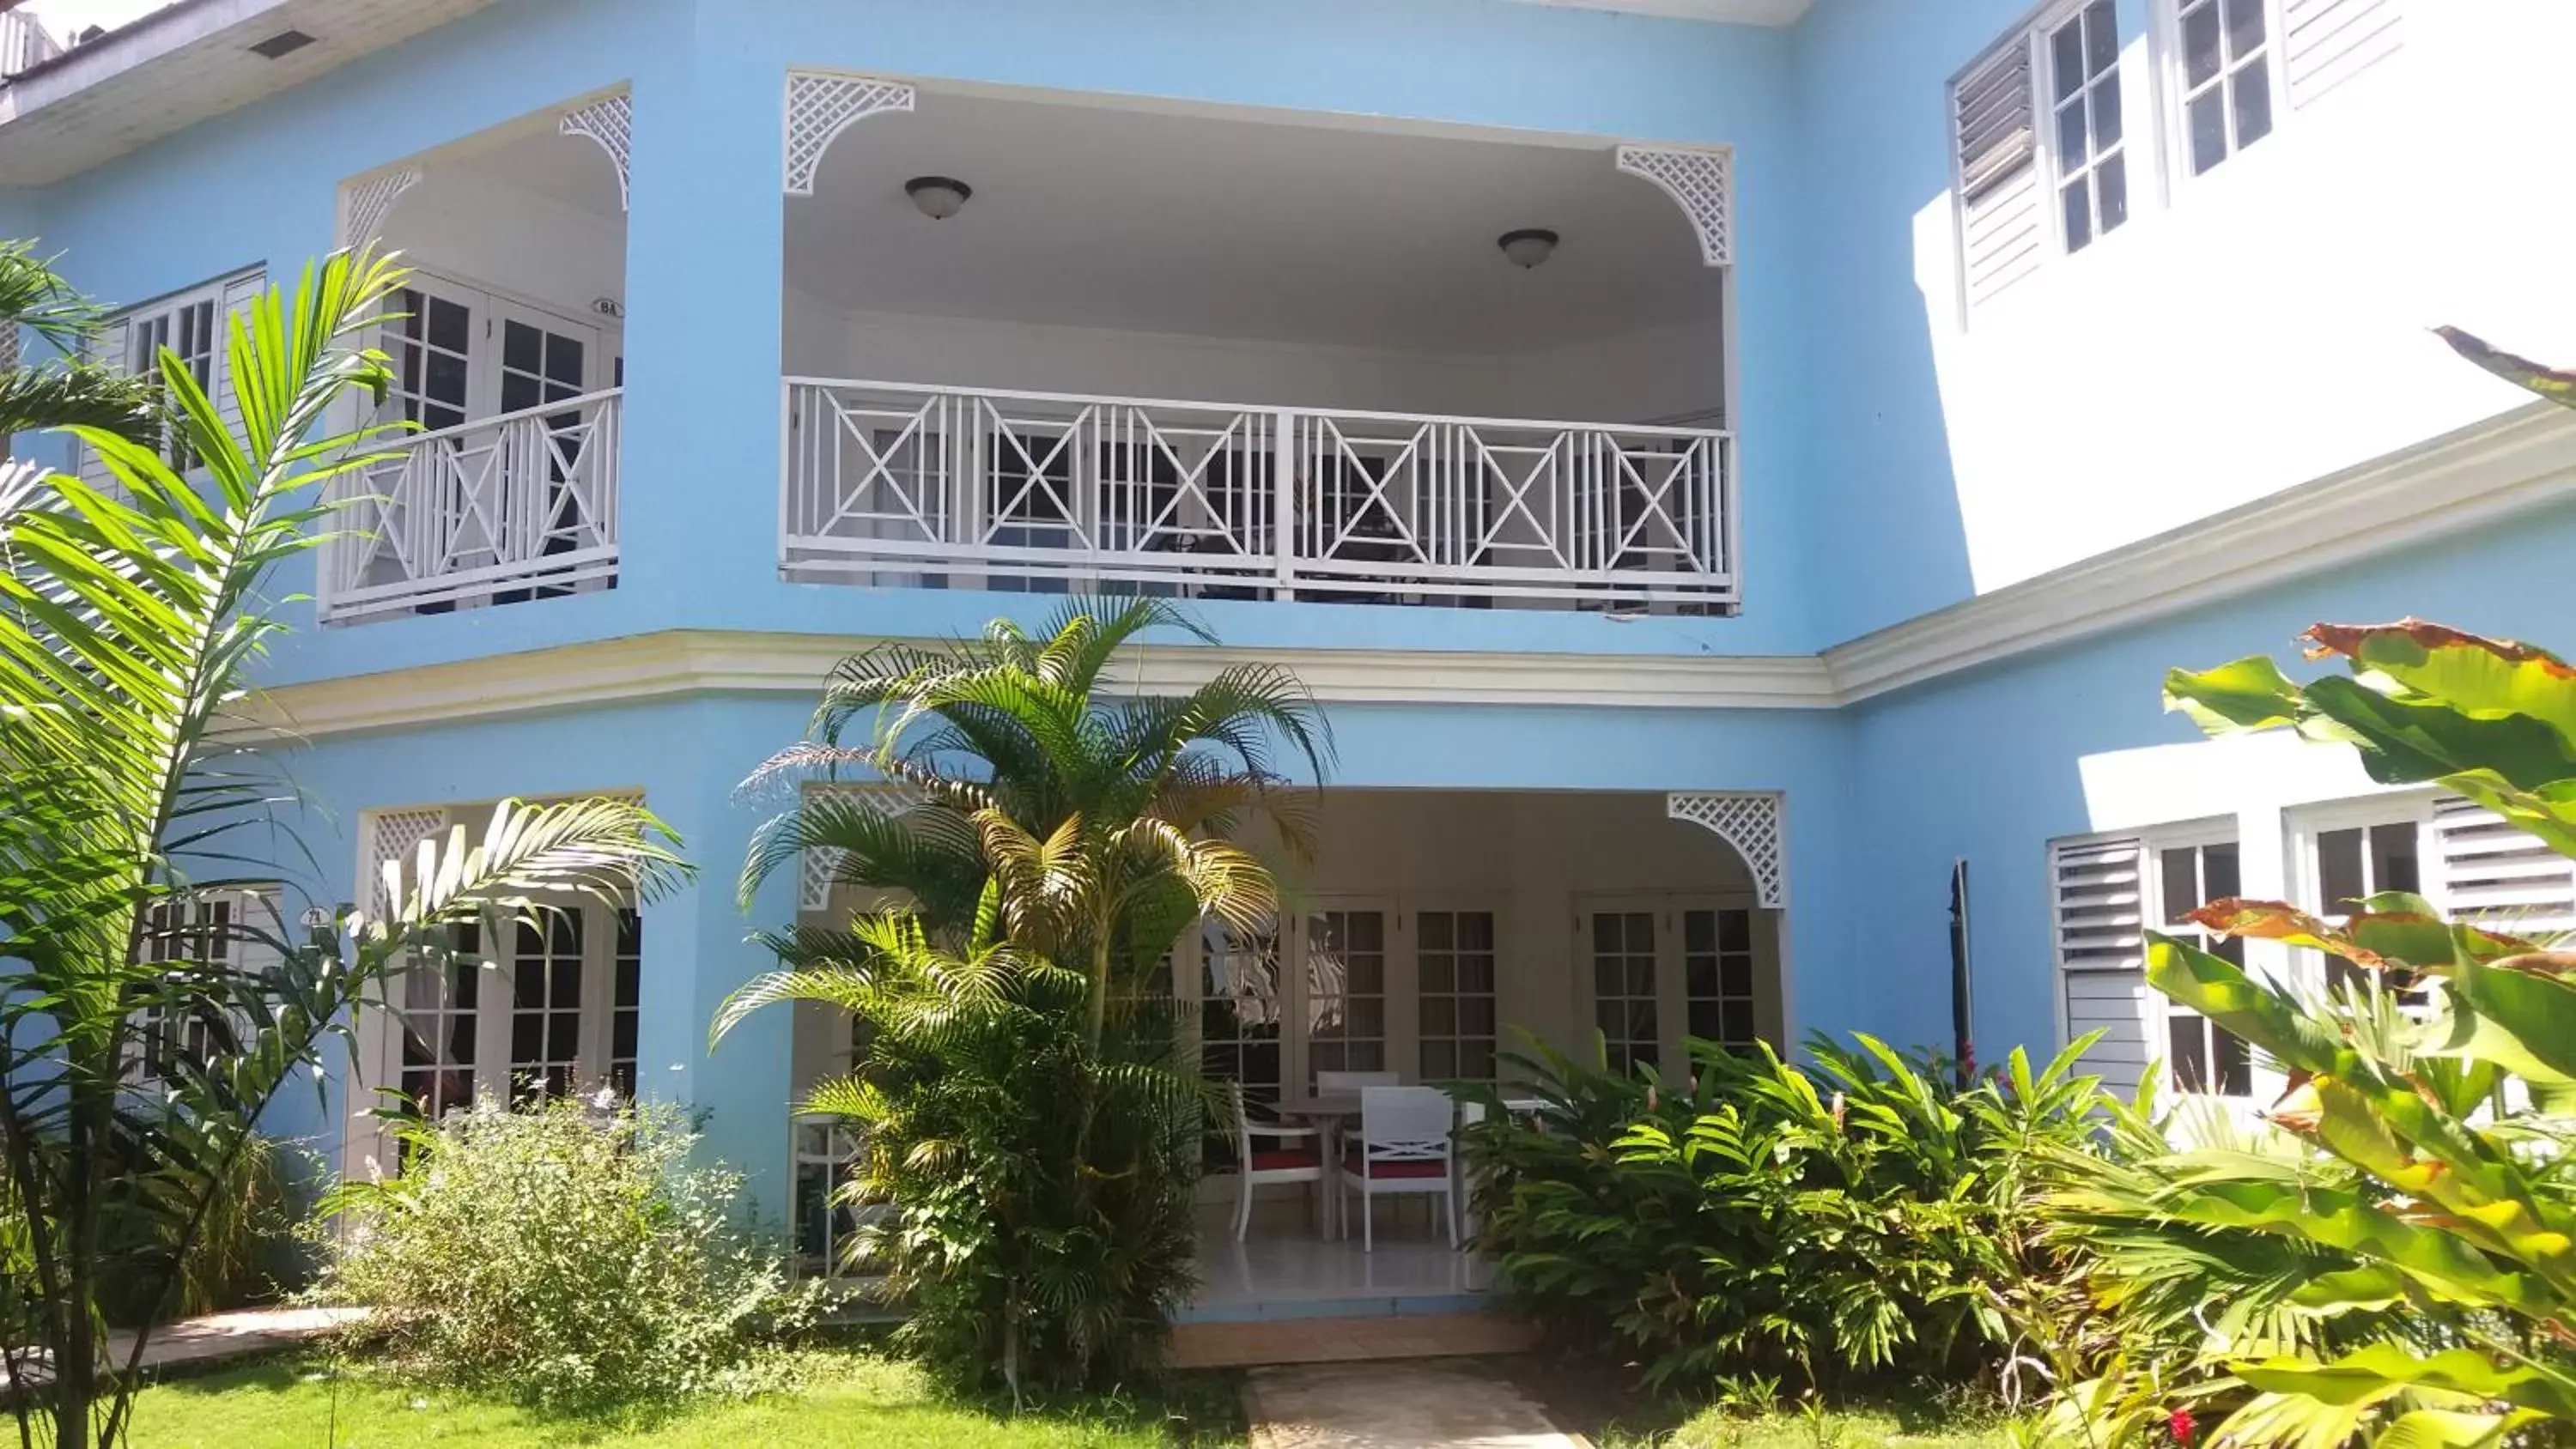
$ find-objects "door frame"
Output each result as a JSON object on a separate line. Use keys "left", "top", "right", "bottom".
{"left": 1573, "top": 888, "right": 1777, "bottom": 1076}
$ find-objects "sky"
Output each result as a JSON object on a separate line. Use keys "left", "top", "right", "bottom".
{"left": 21, "top": 0, "right": 173, "bottom": 41}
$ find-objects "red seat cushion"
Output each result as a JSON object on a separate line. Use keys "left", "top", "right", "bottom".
{"left": 1342, "top": 1151, "right": 1448, "bottom": 1179}
{"left": 1249, "top": 1149, "right": 1321, "bottom": 1172}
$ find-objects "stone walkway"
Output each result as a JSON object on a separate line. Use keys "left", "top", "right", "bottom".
{"left": 1245, "top": 1360, "right": 1583, "bottom": 1448}
{"left": 11, "top": 1306, "right": 368, "bottom": 1387}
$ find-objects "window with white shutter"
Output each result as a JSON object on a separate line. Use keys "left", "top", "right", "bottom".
{"left": 2430, "top": 795, "right": 2576, "bottom": 942}
{"left": 1952, "top": 0, "right": 2141, "bottom": 316}
{"left": 2160, "top": 0, "right": 2403, "bottom": 181}
{"left": 77, "top": 266, "right": 264, "bottom": 486}
{"left": 2052, "top": 823, "right": 2250, "bottom": 1098}
{"left": 2280, "top": 0, "right": 2403, "bottom": 109}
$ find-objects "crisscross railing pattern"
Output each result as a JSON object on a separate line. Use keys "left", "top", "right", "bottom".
{"left": 322, "top": 389, "right": 622, "bottom": 623}
{"left": 783, "top": 379, "right": 1735, "bottom": 610}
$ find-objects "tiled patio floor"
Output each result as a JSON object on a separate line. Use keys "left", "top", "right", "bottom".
{"left": 1182, "top": 1216, "right": 1490, "bottom": 1323}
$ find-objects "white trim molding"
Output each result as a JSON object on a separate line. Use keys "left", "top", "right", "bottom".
{"left": 1824, "top": 401, "right": 2576, "bottom": 703}
{"left": 560, "top": 92, "right": 634, "bottom": 210}
{"left": 245, "top": 635, "right": 1840, "bottom": 740}
{"left": 1615, "top": 144, "right": 1732, "bottom": 267}
{"left": 783, "top": 70, "right": 915, "bottom": 197}
{"left": 1667, "top": 792, "right": 1786, "bottom": 906}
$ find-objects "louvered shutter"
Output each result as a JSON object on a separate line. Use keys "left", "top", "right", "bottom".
{"left": 2431, "top": 796, "right": 2576, "bottom": 940}
{"left": 213, "top": 270, "right": 264, "bottom": 458}
{"left": 72, "top": 315, "right": 131, "bottom": 490}
{"left": 2281, "top": 0, "right": 2403, "bottom": 110}
{"left": 2053, "top": 836, "right": 2155, "bottom": 1094}
{"left": 1953, "top": 34, "right": 2044, "bottom": 312}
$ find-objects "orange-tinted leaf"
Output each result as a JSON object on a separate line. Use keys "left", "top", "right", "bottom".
{"left": 2186, "top": 900, "right": 2385, "bottom": 966}
{"left": 2303, "top": 618, "right": 2576, "bottom": 675}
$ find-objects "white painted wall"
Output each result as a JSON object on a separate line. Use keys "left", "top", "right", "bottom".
{"left": 1916, "top": 0, "right": 2576, "bottom": 594}
{"left": 382, "top": 168, "right": 626, "bottom": 324}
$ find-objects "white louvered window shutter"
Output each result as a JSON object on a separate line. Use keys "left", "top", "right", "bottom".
{"left": 71, "top": 315, "right": 130, "bottom": 491}
{"left": 2051, "top": 835, "right": 2154, "bottom": 1095}
{"left": 1953, "top": 33, "right": 2045, "bottom": 313}
{"left": 213, "top": 270, "right": 264, "bottom": 459}
{"left": 2281, "top": 0, "right": 2403, "bottom": 110}
{"left": 2431, "top": 796, "right": 2576, "bottom": 941}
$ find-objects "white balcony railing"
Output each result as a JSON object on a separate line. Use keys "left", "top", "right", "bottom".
{"left": 320, "top": 389, "right": 622, "bottom": 625}
{"left": 781, "top": 379, "right": 1736, "bottom": 610}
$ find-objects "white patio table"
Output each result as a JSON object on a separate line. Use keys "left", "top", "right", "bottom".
{"left": 1272, "top": 1088, "right": 1547, "bottom": 1240}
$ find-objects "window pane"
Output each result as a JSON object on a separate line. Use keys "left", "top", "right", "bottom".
{"left": 2169, "top": 1011, "right": 2208, "bottom": 1091}
{"left": 2223, "top": 0, "right": 2265, "bottom": 60}
{"left": 2160, "top": 846, "right": 2203, "bottom": 925}
{"left": 2084, "top": 0, "right": 2117, "bottom": 75}
{"left": 2204, "top": 842, "right": 2242, "bottom": 901}
{"left": 2051, "top": 20, "right": 2086, "bottom": 101}
{"left": 1419, "top": 912, "right": 1453, "bottom": 950}
{"left": 2233, "top": 62, "right": 2273, "bottom": 149}
{"left": 2093, "top": 72, "right": 2123, "bottom": 150}
{"left": 2189, "top": 91, "right": 2227, "bottom": 173}
{"left": 2063, "top": 181, "right": 2092, "bottom": 252}
{"left": 2098, "top": 153, "right": 2128, "bottom": 233}
{"left": 2215, "top": 1027, "right": 2253, "bottom": 1097}
{"left": 2057, "top": 103, "right": 2089, "bottom": 171}
{"left": 2318, "top": 828, "right": 2366, "bottom": 913}
{"left": 1719, "top": 911, "right": 1751, "bottom": 953}
{"left": 2371, "top": 823, "right": 2421, "bottom": 896}
{"left": 2182, "top": 0, "right": 2222, "bottom": 87}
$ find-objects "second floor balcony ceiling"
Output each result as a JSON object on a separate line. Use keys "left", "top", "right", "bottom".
{"left": 311, "top": 75, "right": 1738, "bottom": 624}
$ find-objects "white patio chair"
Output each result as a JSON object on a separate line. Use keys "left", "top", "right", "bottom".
{"left": 1315, "top": 1070, "right": 1399, "bottom": 1093}
{"left": 1338, "top": 1085, "right": 1457, "bottom": 1252}
{"left": 1230, "top": 1082, "right": 1325, "bottom": 1241}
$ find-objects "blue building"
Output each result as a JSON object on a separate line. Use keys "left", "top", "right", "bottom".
{"left": 3, "top": 0, "right": 2564, "bottom": 1270}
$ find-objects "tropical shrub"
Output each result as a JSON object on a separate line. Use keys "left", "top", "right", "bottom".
{"left": 1459, "top": 1032, "right": 2105, "bottom": 1397}
{"left": 2026, "top": 619, "right": 2576, "bottom": 1449}
{"left": 0, "top": 246, "right": 688, "bottom": 1449}
{"left": 317, "top": 1094, "right": 819, "bottom": 1410}
{"left": 715, "top": 599, "right": 1330, "bottom": 1401}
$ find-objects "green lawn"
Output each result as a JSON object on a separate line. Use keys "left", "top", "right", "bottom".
{"left": 121, "top": 1350, "right": 1245, "bottom": 1448}
{"left": 1614, "top": 1403, "right": 2017, "bottom": 1449}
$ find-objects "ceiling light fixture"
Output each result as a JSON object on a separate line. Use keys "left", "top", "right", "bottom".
{"left": 248, "top": 28, "right": 316, "bottom": 58}
{"left": 904, "top": 176, "right": 973, "bottom": 221}
{"left": 1498, "top": 227, "right": 1560, "bottom": 269}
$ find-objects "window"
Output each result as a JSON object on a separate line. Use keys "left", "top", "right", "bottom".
{"left": 1682, "top": 906, "right": 1760, "bottom": 1052}
{"left": 2047, "top": 0, "right": 2128, "bottom": 251}
{"left": 2172, "top": 0, "right": 2275, "bottom": 174}
{"left": 1589, "top": 910, "right": 1660, "bottom": 1076}
{"left": 2156, "top": 840, "right": 2251, "bottom": 1096}
{"left": 1303, "top": 907, "right": 1388, "bottom": 1083}
{"left": 2301, "top": 803, "right": 2430, "bottom": 1006}
{"left": 1951, "top": 0, "right": 2132, "bottom": 310}
{"left": 2051, "top": 826, "right": 2251, "bottom": 1098}
{"left": 85, "top": 268, "right": 262, "bottom": 481}
{"left": 135, "top": 893, "right": 244, "bottom": 1082}
{"left": 1416, "top": 909, "right": 1498, "bottom": 1081}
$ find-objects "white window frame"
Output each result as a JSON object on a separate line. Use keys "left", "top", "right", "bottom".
{"left": 81, "top": 264, "right": 264, "bottom": 482}
{"left": 2142, "top": 826, "right": 2256, "bottom": 1099}
{"left": 2036, "top": 0, "right": 2136, "bottom": 256}
{"left": 2287, "top": 791, "right": 2439, "bottom": 1007}
{"left": 2050, "top": 816, "right": 2259, "bottom": 1100}
{"left": 2154, "top": 0, "right": 2283, "bottom": 183}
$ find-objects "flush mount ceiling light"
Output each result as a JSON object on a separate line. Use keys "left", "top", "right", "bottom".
{"left": 248, "top": 28, "right": 316, "bottom": 58}
{"left": 904, "top": 176, "right": 973, "bottom": 221}
{"left": 1498, "top": 227, "right": 1560, "bottom": 269}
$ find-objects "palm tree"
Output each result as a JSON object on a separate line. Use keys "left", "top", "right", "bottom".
{"left": 0, "top": 240, "right": 158, "bottom": 444}
{"left": 714, "top": 597, "right": 1329, "bottom": 1396}
{"left": 0, "top": 248, "right": 691, "bottom": 1449}
{"left": 733, "top": 597, "right": 1332, "bottom": 1048}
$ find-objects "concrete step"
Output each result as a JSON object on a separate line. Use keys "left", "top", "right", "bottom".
{"left": 1169, "top": 1311, "right": 1540, "bottom": 1370}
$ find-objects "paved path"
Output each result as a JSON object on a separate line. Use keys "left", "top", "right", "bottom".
{"left": 1171, "top": 1313, "right": 1540, "bottom": 1370}
{"left": 1245, "top": 1360, "right": 1583, "bottom": 1449}
{"left": 12, "top": 1306, "right": 367, "bottom": 1387}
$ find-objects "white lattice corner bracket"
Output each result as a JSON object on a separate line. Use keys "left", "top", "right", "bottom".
{"left": 561, "top": 93, "right": 635, "bottom": 210}
{"left": 796, "top": 783, "right": 930, "bottom": 911}
{"left": 1616, "top": 144, "right": 1732, "bottom": 268}
{"left": 342, "top": 167, "right": 422, "bottom": 250}
{"left": 784, "top": 70, "right": 916, "bottom": 197}
{"left": 1667, "top": 792, "right": 1784, "bottom": 907}
{"left": 367, "top": 806, "right": 449, "bottom": 914}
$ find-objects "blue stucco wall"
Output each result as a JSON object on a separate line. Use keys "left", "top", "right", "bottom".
{"left": 1852, "top": 494, "right": 2576, "bottom": 1070}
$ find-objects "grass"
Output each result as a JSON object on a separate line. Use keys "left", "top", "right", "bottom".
{"left": 118, "top": 1349, "right": 1245, "bottom": 1448}
{"left": 1507, "top": 1355, "right": 2014, "bottom": 1449}
{"left": 1609, "top": 1400, "right": 2017, "bottom": 1449}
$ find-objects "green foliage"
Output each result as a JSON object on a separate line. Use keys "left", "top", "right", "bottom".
{"left": 718, "top": 598, "right": 1329, "bottom": 1401}
{"left": 316, "top": 1095, "right": 819, "bottom": 1410}
{"left": 1458, "top": 1032, "right": 2106, "bottom": 1397}
{"left": 2038, "top": 618, "right": 2576, "bottom": 1449}
{"left": 0, "top": 246, "right": 691, "bottom": 1449}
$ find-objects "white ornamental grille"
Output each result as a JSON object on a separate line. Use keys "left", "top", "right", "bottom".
{"left": 368, "top": 807, "right": 449, "bottom": 915}
{"left": 1666, "top": 792, "right": 1784, "bottom": 906}
{"left": 784, "top": 71, "right": 916, "bottom": 197}
{"left": 798, "top": 784, "right": 931, "bottom": 912}
{"left": 1615, "top": 145, "right": 1732, "bottom": 268}
{"left": 342, "top": 167, "right": 422, "bottom": 250}
{"left": 561, "top": 94, "right": 635, "bottom": 210}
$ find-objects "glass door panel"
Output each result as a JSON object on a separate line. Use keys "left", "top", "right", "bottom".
{"left": 1302, "top": 907, "right": 1388, "bottom": 1086}
{"left": 1588, "top": 909, "right": 1658, "bottom": 1076}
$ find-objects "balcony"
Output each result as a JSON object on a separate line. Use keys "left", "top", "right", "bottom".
{"left": 781, "top": 379, "right": 1735, "bottom": 611}
{"left": 319, "top": 389, "right": 623, "bottom": 625}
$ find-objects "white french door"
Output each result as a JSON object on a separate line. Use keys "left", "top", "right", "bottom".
{"left": 392, "top": 900, "right": 642, "bottom": 1119}
{"left": 381, "top": 272, "right": 613, "bottom": 426}
{"left": 1577, "top": 893, "right": 1771, "bottom": 1076}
